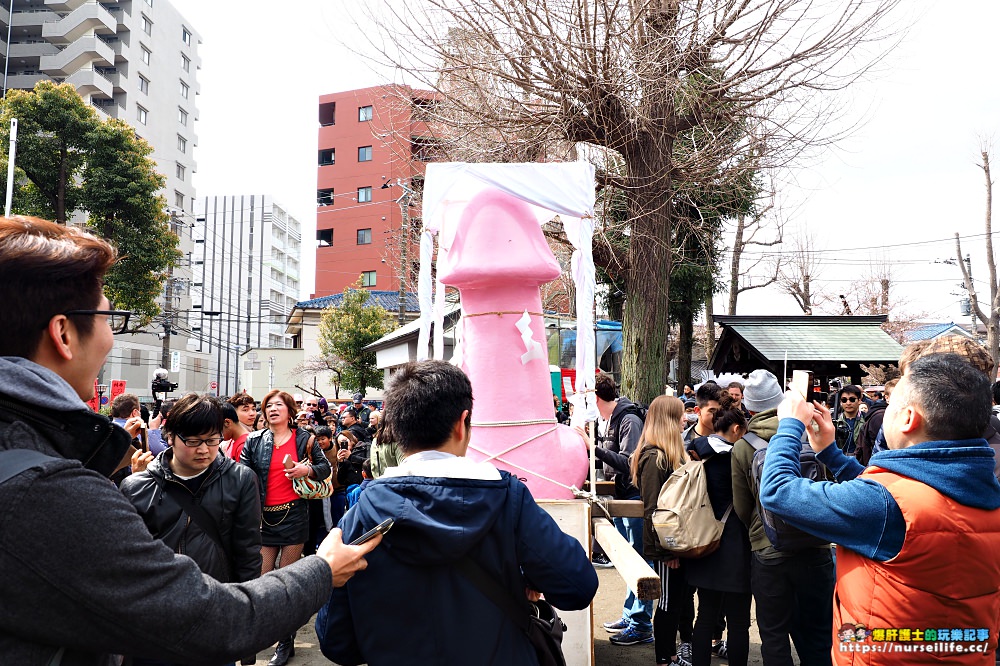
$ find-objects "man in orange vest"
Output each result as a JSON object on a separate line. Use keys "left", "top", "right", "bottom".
{"left": 760, "top": 352, "right": 1000, "bottom": 664}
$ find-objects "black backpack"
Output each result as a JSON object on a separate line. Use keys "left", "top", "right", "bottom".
{"left": 605, "top": 402, "right": 647, "bottom": 498}
{"left": 744, "top": 431, "right": 828, "bottom": 552}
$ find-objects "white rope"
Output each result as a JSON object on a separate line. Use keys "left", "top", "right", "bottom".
{"left": 467, "top": 425, "right": 574, "bottom": 491}
{"left": 470, "top": 419, "right": 557, "bottom": 427}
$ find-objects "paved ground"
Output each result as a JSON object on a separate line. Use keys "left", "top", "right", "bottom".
{"left": 254, "top": 567, "right": 769, "bottom": 665}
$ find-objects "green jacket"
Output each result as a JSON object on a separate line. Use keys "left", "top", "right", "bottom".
{"left": 369, "top": 438, "right": 401, "bottom": 479}
{"left": 834, "top": 411, "right": 866, "bottom": 455}
{"left": 731, "top": 409, "right": 779, "bottom": 553}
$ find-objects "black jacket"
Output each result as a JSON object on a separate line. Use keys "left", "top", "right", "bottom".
{"left": 684, "top": 435, "right": 751, "bottom": 593}
{"left": 120, "top": 450, "right": 262, "bottom": 583}
{"left": 240, "top": 427, "right": 331, "bottom": 508}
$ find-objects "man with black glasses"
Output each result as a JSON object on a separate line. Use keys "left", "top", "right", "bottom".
{"left": 834, "top": 385, "right": 866, "bottom": 455}
{"left": 0, "top": 217, "right": 377, "bottom": 665}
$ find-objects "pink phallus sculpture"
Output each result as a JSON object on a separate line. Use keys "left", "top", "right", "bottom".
{"left": 438, "top": 189, "right": 589, "bottom": 499}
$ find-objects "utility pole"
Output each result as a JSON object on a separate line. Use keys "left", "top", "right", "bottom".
{"left": 965, "top": 253, "right": 976, "bottom": 341}
{"left": 161, "top": 211, "right": 180, "bottom": 370}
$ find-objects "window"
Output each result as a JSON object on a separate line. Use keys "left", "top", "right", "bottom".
{"left": 178, "top": 107, "right": 188, "bottom": 125}
{"left": 136, "top": 105, "right": 147, "bottom": 124}
{"left": 361, "top": 271, "right": 377, "bottom": 287}
{"left": 318, "top": 149, "right": 335, "bottom": 166}
{"left": 180, "top": 80, "right": 189, "bottom": 99}
{"left": 176, "top": 163, "right": 185, "bottom": 181}
{"left": 358, "top": 145, "right": 372, "bottom": 162}
{"left": 174, "top": 191, "right": 185, "bottom": 209}
{"left": 319, "top": 101, "right": 335, "bottom": 126}
{"left": 182, "top": 27, "right": 192, "bottom": 45}
{"left": 141, "top": 15, "right": 152, "bottom": 35}
{"left": 141, "top": 46, "right": 151, "bottom": 65}
{"left": 357, "top": 186, "right": 372, "bottom": 203}
{"left": 130, "top": 348, "right": 142, "bottom": 366}
{"left": 181, "top": 54, "right": 190, "bottom": 72}
{"left": 357, "top": 228, "right": 372, "bottom": 245}
{"left": 359, "top": 105, "right": 373, "bottom": 121}
{"left": 177, "top": 135, "right": 186, "bottom": 153}
{"left": 317, "top": 188, "right": 334, "bottom": 206}
{"left": 138, "top": 75, "right": 149, "bottom": 94}
{"left": 316, "top": 228, "right": 333, "bottom": 246}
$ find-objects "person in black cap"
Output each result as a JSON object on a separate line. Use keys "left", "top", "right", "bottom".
{"left": 351, "top": 393, "right": 371, "bottom": 425}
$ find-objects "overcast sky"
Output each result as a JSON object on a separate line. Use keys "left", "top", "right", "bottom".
{"left": 169, "top": 0, "right": 1000, "bottom": 324}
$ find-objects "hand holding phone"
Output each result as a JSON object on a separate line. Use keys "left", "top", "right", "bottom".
{"left": 350, "top": 518, "right": 394, "bottom": 546}
{"left": 282, "top": 454, "right": 294, "bottom": 469}
{"left": 792, "top": 370, "right": 813, "bottom": 400}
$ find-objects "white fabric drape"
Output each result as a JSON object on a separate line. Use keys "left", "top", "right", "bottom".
{"left": 418, "top": 162, "right": 598, "bottom": 423}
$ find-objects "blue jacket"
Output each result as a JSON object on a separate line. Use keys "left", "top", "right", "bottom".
{"left": 316, "top": 470, "right": 598, "bottom": 665}
{"left": 759, "top": 419, "right": 1000, "bottom": 561}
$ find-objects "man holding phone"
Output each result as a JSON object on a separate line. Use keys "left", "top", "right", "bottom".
{"left": 0, "top": 217, "right": 379, "bottom": 665}
{"left": 317, "top": 360, "right": 598, "bottom": 665}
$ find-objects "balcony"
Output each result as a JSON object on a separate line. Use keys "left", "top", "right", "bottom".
{"left": 11, "top": 9, "right": 61, "bottom": 28}
{"left": 42, "top": 2, "right": 116, "bottom": 44}
{"left": 5, "top": 73, "right": 47, "bottom": 90}
{"left": 9, "top": 41, "right": 60, "bottom": 59}
{"left": 40, "top": 35, "right": 114, "bottom": 76}
{"left": 66, "top": 67, "right": 112, "bottom": 98}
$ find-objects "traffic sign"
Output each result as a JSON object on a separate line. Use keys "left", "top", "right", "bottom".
{"left": 210, "top": 381, "right": 218, "bottom": 390}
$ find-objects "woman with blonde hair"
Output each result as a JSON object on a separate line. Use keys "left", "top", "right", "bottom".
{"left": 632, "top": 395, "right": 692, "bottom": 665}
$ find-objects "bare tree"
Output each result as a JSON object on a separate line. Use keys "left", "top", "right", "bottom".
{"left": 727, "top": 189, "right": 784, "bottom": 314}
{"left": 842, "top": 257, "right": 927, "bottom": 342}
{"left": 291, "top": 356, "right": 347, "bottom": 400}
{"left": 778, "top": 231, "right": 829, "bottom": 315}
{"left": 363, "top": 0, "right": 903, "bottom": 401}
{"left": 956, "top": 145, "right": 999, "bottom": 367}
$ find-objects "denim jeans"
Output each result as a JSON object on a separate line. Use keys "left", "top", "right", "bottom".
{"left": 751, "top": 548, "right": 835, "bottom": 666}
{"left": 614, "top": 515, "right": 654, "bottom": 633}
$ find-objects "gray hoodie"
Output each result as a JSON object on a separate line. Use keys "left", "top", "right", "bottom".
{"left": 0, "top": 357, "right": 332, "bottom": 665}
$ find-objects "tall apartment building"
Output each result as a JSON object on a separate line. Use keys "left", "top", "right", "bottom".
{"left": 192, "top": 195, "right": 302, "bottom": 397}
{"left": 315, "top": 84, "right": 437, "bottom": 298}
{"left": 0, "top": 0, "right": 208, "bottom": 398}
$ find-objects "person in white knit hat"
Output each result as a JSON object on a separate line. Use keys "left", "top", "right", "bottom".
{"left": 731, "top": 369, "right": 835, "bottom": 666}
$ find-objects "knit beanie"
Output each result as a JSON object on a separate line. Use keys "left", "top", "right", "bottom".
{"left": 743, "top": 369, "right": 784, "bottom": 413}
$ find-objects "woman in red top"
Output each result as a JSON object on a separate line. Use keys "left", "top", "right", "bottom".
{"left": 239, "top": 390, "right": 331, "bottom": 666}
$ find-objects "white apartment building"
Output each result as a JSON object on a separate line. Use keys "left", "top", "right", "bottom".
{"left": 193, "top": 195, "right": 302, "bottom": 397}
{"left": 0, "top": 0, "right": 210, "bottom": 399}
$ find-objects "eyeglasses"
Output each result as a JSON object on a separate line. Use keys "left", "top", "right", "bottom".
{"left": 840, "top": 397, "right": 858, "bottom": 403}
{"left": 175, "top": 434, "right": 224, "bottom": 448}
{"left": 62, "top": 308, "right": 132, "bottom": 334}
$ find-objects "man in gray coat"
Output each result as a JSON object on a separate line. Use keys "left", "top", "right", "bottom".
{"left": 0, "top": 217, "right": 379, "bottom": 665}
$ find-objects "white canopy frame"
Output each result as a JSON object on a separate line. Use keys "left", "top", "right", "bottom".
{"left": 418, "top": 162, "right": 598, "bottom": 426}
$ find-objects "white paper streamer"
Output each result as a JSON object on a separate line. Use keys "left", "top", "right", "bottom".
{"left": 515, "top": 310, "right": 546, "bottom": 365}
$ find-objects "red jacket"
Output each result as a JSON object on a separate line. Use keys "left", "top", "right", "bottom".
{"left": 834, "top": 467, "right": 1000, "bottom": 665}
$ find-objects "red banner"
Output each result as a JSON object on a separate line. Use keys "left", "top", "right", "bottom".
{"left": 87, "top": 379, "right": 99, "bottom": 412}
{"left": 110, "top": 380, "right": 126, "bottom": 401}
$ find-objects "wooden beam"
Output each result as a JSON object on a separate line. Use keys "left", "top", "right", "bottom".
{"left": 593, "top": 518, "right": 660, "bottom": 601}
{"left": 604, "top": 499, "right": 644, "bottom": 518}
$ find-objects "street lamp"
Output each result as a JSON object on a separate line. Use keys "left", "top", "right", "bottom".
{"left": 96, "top": 384, "right": 108, "bottom": 412}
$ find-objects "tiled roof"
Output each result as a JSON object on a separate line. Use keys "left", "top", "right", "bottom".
{"left": 902, "top": 322, "right": 970, "bottom": 343}
{"left": 294, "top": 290, "right": 421, "bottom": 312}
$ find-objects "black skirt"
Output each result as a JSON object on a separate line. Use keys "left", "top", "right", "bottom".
{"left": 261, "top": 499, "right": 309, "bottom": 546}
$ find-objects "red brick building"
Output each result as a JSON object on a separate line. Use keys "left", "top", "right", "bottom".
{"left": 314, "top": 85, "right": 436, "bottom": 298}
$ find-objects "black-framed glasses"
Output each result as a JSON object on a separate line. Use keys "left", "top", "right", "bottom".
{"left": 175, "top": 434, "right": 224, "bottom": 448}
{"left": 63, "top": 308, "right": 131, "bottom": 334}
{"left": 841, "top": 397, "right": 858, "bottom": 403}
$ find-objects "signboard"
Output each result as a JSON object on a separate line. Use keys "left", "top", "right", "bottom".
{"left": 170, "top": 350, "right": 180, "bottom": 373}
{"left": 110, "top": 380, "right": 126, "bottom": 401}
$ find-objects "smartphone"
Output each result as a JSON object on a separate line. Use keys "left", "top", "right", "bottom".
{"left": 792, "top": 370, "right": 814, "bottom": 400}
{"left": 338, "top": 440, "right": 349, "bottom": 450}
{"left": 282, "top": 453, "right": 294, "bottom": 469}
{"left": 350, "top": 518, "right": 394, "bottom": 546}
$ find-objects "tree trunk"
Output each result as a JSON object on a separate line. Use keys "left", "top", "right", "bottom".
{"left": 56, "top": 145, "right": 68, "bottom": 224}
{"left": 728, "top": 214, "right": 745, "bottom": 315}
{"left": 677, "top": 314, "right": 694, "bottom": 390}
{"left": 621, "top": 164, "right": 673, "bottom": 405}
{"left": 704, "top": 294, "right": 716, "bottom": 360}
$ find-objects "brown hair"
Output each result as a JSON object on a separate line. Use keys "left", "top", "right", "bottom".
{"left": 227, "top": 392, "right": 255, "bottom": 409}
{"left": 261, "top": 389, "right": 297, "bottom": 429}
{"left": 110, "top": 393, "right": 140, "bottom": 418}
{"left": 595, "top": 372, "right": 618, "bottom": 402}
{"left": 0, "top": 216, "right": 116, "bottom": 358}
{"left": 631, "top": 396, "right": 688, "bottom": 486}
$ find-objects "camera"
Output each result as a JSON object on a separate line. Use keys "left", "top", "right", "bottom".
{"left": 151, "top": 368, "right": 178, "bottom": 399}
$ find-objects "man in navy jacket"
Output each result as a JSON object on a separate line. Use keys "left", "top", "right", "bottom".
{"left": 317, "top": 360, "right": 598, "bottom": 665}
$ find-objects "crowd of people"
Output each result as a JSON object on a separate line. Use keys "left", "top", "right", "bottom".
{"left": 3, "top": 214, "right": 1000, "bottom": 666}
{"left": 591, "top": 333, "right": 1000, "bottom": 666}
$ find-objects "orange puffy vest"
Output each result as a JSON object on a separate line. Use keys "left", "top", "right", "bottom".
{"left": 833, "top": 467, "right": 1000, "bottom": 665}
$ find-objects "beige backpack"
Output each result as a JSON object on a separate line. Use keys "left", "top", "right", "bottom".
{"left": 650, "top": 460, "right": 732, "bottom": 558}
